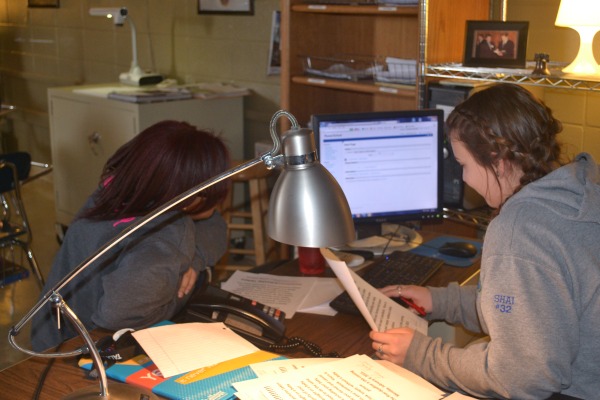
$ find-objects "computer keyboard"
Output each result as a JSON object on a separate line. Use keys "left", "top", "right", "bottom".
{"left": 329, "top": 251, "right": 444, "bottom": 315}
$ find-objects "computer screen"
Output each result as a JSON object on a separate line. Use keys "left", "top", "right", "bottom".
{"left": 312, "top": 109, "right": 444, "bottom": 238}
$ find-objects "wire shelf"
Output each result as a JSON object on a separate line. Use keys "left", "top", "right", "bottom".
{"left": 426, "top": 63, "right": 600, "bottom": 92}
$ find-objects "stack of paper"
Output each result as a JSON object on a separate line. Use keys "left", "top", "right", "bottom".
{"left": 181, "top": 82, "right": 251, "bottom": 99}
{"left": 234, "top": 354, "right": 445, "bottom": 400}
{"left": 221, "top": 271, "right": 344, "bottom": 318}
{"left": 107, "top": 88, "right": 193, "bottom": 103}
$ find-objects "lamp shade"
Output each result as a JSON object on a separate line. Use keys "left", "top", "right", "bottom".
{"left": 555, "top": 0, "right": 600, "bottom": 75}
{"left": 555, "top": 0, "right": 600, "bottom": 27}
{"left": 267, "top": 127, "right": 355, "bottom": 247}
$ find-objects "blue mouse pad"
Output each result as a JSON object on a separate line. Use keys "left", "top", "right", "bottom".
{"left": 409, "top": 235, "right": 482, "bottom": 268}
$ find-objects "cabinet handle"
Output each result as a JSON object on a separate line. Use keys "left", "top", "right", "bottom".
{"left": 88, "top": 131, "right": 101, "bottom": 144}
{"left": 88, "top": 131, "right": 101, "bottom": 155}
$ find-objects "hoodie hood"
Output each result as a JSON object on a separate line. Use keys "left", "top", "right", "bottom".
{"left": 509, "top": 153, "right": 600, "bottom": 224}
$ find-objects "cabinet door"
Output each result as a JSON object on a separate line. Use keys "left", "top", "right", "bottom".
{"left": 50, "top": 97, "right": 137, "bottom": 225}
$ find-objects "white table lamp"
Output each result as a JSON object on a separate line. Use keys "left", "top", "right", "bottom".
{"left": 555, "top": 0, "right": 600, "bottom": 76}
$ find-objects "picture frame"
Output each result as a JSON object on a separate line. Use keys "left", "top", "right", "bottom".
{"left": 198, "top": 0, "right": 254, "bottom": 15}
{"left": 28, "top": 0, "right": 59, "bottom": 7}
{"left": 463, "top": 21, "right": 529, "bottom": 68}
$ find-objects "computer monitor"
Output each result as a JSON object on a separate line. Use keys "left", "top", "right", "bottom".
{"left": 312, "top": 109, "right": 444, "bottom": 239}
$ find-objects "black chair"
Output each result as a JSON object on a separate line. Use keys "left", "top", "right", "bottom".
{"left": 0, "top": 152, "right": 44, "bottom": 288}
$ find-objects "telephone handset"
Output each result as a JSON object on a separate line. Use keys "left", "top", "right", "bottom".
{"left": 181, "top": 284, "right": 286, "bottom": 349}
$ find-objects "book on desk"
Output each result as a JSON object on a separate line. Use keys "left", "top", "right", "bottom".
{"left": 79, "top": 320, "right": 287, "bottom": 400}
{"left": 107, "top": 88, "right": 193, "bottom": 103}
{"left": 79, "top": 337, "right": 449, "bottom": 400}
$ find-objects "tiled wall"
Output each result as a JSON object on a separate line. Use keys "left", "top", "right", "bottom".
{"left": 544, "top": 90, "right": 600, "bottom": 161}
{"left": 0, "top": 0, "right": 280, "bottom": 162}
{"left": 509, "top": 0, "right": 600, "bottom": 160}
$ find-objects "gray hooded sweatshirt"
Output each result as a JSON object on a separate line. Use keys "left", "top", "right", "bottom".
{"left": 405, "top": 153, "right": 600, "bottom": 399}
{"left": 31, "top": 197, "right": 227, "bottom": 352}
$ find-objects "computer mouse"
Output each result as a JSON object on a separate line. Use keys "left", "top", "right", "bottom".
{"left": 438, "top": 241, "right": 478, "bottom": 258}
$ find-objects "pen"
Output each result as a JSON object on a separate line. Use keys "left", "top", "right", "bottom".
{"left": 397, "top": 296, "right": 426, "bottom": 317}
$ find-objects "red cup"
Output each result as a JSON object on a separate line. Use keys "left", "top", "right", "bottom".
{"left": 298, "top": 247, "right": 326, "bottom": 275}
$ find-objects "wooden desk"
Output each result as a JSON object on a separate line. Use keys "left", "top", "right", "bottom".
{"left": 0, "top": 242, "right": 480, "bottom": 399}
{"left": 0, "top": 314, "right": 377, "bottom": 399}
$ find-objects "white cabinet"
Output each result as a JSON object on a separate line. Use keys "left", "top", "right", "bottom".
{"left": 49, "top": 84, "right": 244, "bottom": 226}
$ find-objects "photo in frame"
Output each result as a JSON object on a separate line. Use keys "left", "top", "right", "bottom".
{"left": 463, "top": 21, "right": 529, "bottom": 68}
{"left": 28, "top": 0, "right": 59, "bottom": 7}
{"left": 198, "top": 0, "right": 254, "bottom": 15}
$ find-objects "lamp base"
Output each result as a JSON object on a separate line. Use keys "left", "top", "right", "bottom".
{"left": 560, "top": 27, "right": 600, "bottom": 77}
{"left": 562, "top": 61, "right": 600, "bottom": 76}
{"left": 119, "top": 71, "right": 164, "bottom": 86}
{"left": 63, "top": 382, "right": 158, "bottom": 399}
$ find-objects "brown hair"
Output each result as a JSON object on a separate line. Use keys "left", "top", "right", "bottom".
{"left": 446, "top": 83, "right": 562, "bottom": 204}
{"left": 80, "top": 120, "right": 230, "bottom": 220}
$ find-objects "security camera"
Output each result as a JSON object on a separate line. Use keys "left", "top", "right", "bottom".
{"left": 89, "top": 7, "right": 128, "bottom": 26}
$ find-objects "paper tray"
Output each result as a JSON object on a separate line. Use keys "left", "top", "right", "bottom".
{"left": 373, "top": 57, "right": 417, "bottom": 85}
{"left": 302, "top": 55, "right": 381, "bottom": 81}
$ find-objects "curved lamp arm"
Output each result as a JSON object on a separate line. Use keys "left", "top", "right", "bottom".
{"left": 7, "top": 109, "right": 355, "bottom": 399}
{"left": 8, "top": 110, "right": 297, "bottom": 353}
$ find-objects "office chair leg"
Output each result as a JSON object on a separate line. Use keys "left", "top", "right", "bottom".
{"left": 25, "top": 248, "right": 44, "bottom": 288}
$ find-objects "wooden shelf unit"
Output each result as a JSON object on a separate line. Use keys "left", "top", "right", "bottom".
{"left": 280, "top": 0, "right": 490, "bottom": 124}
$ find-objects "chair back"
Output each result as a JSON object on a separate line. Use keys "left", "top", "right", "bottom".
{"left": 0, "top": 152, "right": 31, "bottom": 193}
{"left": 0, "top": 151, "right": 45, "bottom": 288}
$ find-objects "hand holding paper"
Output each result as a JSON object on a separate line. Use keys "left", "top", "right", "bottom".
{"left": 321, "top": 248, "right": 428, "bottom": 335}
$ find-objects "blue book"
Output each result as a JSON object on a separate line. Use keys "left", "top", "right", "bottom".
{"left": 79, "top": 321, "right": 285, "bottom": 399}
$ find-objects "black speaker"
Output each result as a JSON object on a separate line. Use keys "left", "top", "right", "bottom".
{"left": 428, "top": 82, "right": 485, "bottom": 209}
{"left": 442, "top": 141, "right": 464, "bottom": 208}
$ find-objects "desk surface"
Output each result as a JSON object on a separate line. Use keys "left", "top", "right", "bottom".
{"left": 0, "top": 233, "right": 480, "bottom": 399}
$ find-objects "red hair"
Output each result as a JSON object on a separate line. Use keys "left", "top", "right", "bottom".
{"left": 80, "top": 120, "right": 230, "bottom": 220}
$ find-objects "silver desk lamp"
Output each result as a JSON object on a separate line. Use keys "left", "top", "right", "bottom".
{"left": 8, "top": 110, "right": 355, "bottom": 399}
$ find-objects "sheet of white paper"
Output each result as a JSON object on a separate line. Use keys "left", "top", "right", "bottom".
{"left": 72, "top": 86, "right": 125, "bottom": 97}
{"left": 376, "top": 359, "right": 442, "bottom": 392}
{"left": 322, "top": 250, "right": 378, "bottom": 330}
{"left": 220, "top": 270, "right": 341, "bottom": 318}
{"left": 234, "top": 359, "right": 337, "bottom": 400}
{"left": 444, "top": 392, "right": 478, "bottom": 399}
{"left": 322, "top": 248, "right": 428, "bottom": 335}
{"left": 296, "top": 278, "right": 343, "bottom": 316}
{"left": 234, "top": 354, "right": 443, "bottom": 400}
{"left": 131, "top": 322, "right": 258, "bottom": 378}
{"left": 250, "top": 358, "right": 337, "bottom": 378}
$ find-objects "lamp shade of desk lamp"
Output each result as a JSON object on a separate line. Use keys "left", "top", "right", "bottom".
{"left": 555, "top": 0, "right": 600, "bottom": 76}
{"left": 8, "top": 110, "right": 354, "bottom": 400}
{"left": 268, "top": 124, "right": 355, "bottom": 247}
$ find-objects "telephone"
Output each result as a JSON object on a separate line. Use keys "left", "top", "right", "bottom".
{"left": 181, "top": 284, "right": 286, "bottom": 349}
